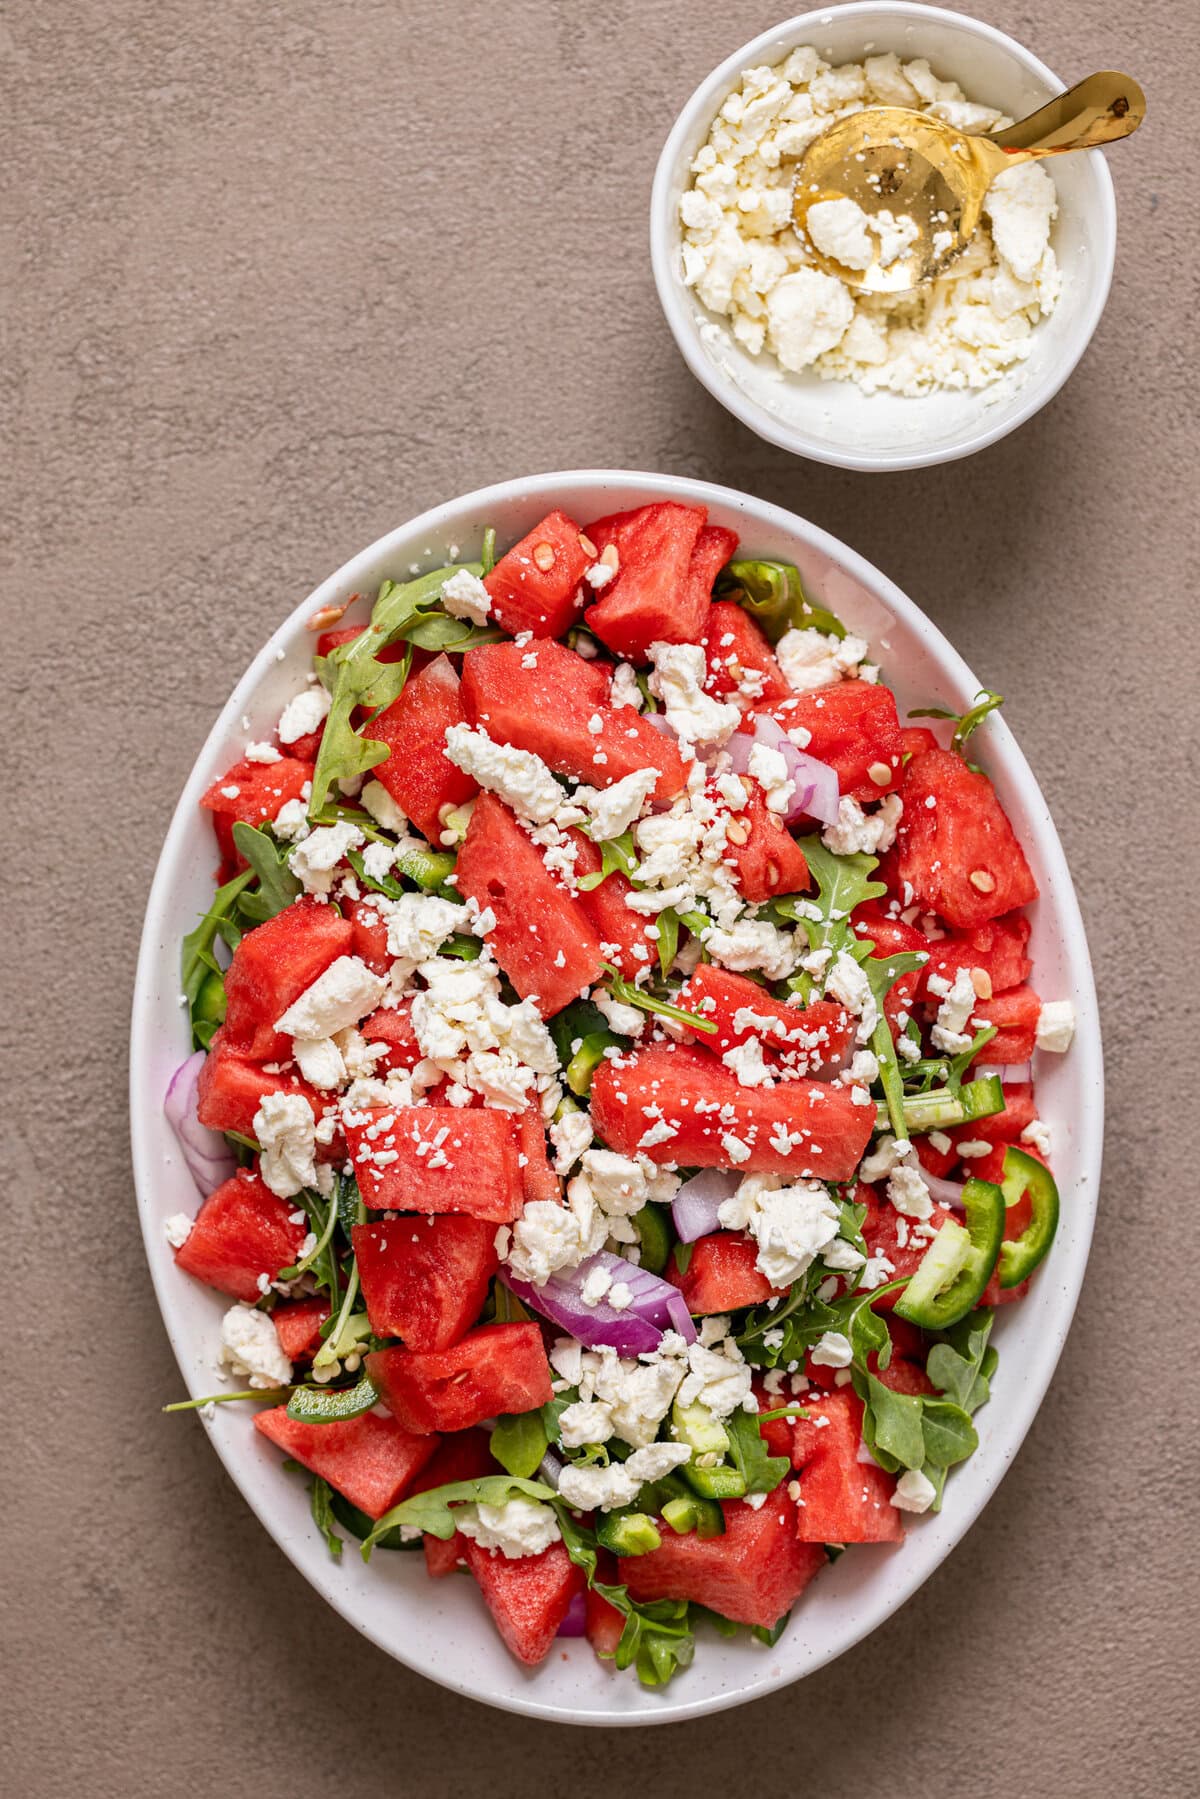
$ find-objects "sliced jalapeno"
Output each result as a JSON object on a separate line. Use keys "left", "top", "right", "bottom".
{"left": 997, "top": 1146, "right": 1059, "bottom": 1287}
{"left": 895, "top": 1177, "right": 1005, "bottom": 1330}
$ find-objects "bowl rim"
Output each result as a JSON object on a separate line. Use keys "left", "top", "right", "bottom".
{"left": 131, "top": 468, "right": 1104, "bottom": 1723}
{"left": 649, "top": 1, "right": 1118, "bottom": 472}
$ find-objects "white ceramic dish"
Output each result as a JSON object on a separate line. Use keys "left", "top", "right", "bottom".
{"left": 132, "top": 470, "right": 1103, "bottom": 1723}
{"left": 650, "top": 4, "right": 1117, "bottom": 471}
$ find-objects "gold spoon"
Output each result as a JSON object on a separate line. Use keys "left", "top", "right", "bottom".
{"left": 791, "top": 70, "right": 1146, "bottom": 294}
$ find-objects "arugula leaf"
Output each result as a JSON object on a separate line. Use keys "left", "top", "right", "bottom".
{"left": 910, "top": 689, "right": 1003, "bottom": 758}
{"left": 601, "top": 964, "right": 717, "bottom": 1033}
{"left": 181, "top": 867, "right": 254, "bottom": 1047}
{"left": 480, "top": 526, "right": 497, "bottom": 575}
{"left": 490, "top": 1411, "right": 550, "bottom": 1480}
{"left": 926, "top": 1311, "right": 997, "bottom": 1413}
{"left": 725, "top": 1409, "right": 790, "bottom": 1495}
{"left": 739, "top": 1277, "right": 906, "bottom": 1368}
{"left": 714, "top": 560, "right": 847, "bottom": 644}
{"left": 576, "top": 831, "right": 637, "bottom": 891}
{"left": 859, "top": 946, "right": 929, "bottom": 1140}
{"left": 231, "top": 822, "right": 302, "bottom": 922}
{"left": 785, "top": 838, "right": 885, "bottom": 1000}
{"left": 752, "top": 1612, "right": 792, "bottom": 1648}
{"left": 308, "top": 563, "right": 501, "bottom": 815}
{"left": 553, "top": 1505, "right": 695, "bottom": 1687}
{"left": 309, "top": 1476, "right": 345, "bottom": 1559}
{"left": 361, "top": 1477, "right": 557, "bottom": 1555}
{"left": 656, "top": 907, "right": 680, "bottom": 978}
{"left": 286, "top": 1371, "right": 378, "bottom": 1425}
{"left": 860, "top": 1374, "right": 927, "bottom": 1471}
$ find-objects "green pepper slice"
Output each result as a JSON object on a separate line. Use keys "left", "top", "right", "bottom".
{"left": 595, "top": 1509, "right": 662, "bottom": 1557}
{"left": 633, "top": 1202, "right": 672, "bottom": 1276}
{"left": 997, "top": 1146, "right": 1060, "bottom": 1287}
{"left": 895, "top": 1176, "right": 1005, "bottom": 1330}
{"left": 286, "top": 1370, "right": 379, "bottom": 1425}
{"left": 683, "top": 1463, "right": 748, "bottom": 1501}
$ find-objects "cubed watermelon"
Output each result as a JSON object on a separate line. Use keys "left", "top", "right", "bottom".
{"left": 764, "top": 681, "right": 903, "bottom": 802}
{"left": 367, "top": 1322, "right": 554, "bottom": 1435}
{"left": 969, "top": 986, "right": 1042, "bottom": 1062}
{"left": 589, "top": 1041, "right": 875, "bottom": 1180}
{"left": 583, "top": 502, "right": 709, "bottom": 661}
{"left": 518, "top": 1108, "right": 560, "bottom": 1206}
{"left": 687, "top": 525, "right": 740, "bottom": 621}
{"left": 858, "top": 1182, "right": 955, "bottom": 1312}
{"left": 722, "top": 781, "right": 811, "bottom": 902}
{"left": 272, "top": 1294, "right": 329, "bottom": 1363}
{"left": 201, "top": 757, "right": 315, "bottom": 876}
{"left": 366, "top": 654, "right": 478, "bottom": 843}
{"left": 454, "top": 793, "right": 604, "bottom": 1016}
{"left": 353, "top": 1213, "right": 500, "bottom": 1350}
{"left": 894, "top": 748, "right": 1038, "bottom": 929}
{"left": 359, "top": 1001, "right": 422, "bottom": 1072}
{"left": 345, "top": 1106, "right": 524, "bottom": 1221}
{"left": 483, "top": 510, "right": 591, "bottom": 638}
{"left": 571, "top": 831, "right": 651, "bottom": 980}
{"left": 463, "top": 1537, "right": 586, "bottom": 1666}
{"left": 624, "top": 1496, "right": 826, "bottom": 1627}
{"left": 173, "top": 1169, "right": 308, "bottom": 1302}
{"left": 703, "top": 600, "right": 790, "bottom": 706}
{"left": 254, "top": 1405, "right": 437, "bottom": 1520}
{"left": 195, "top": 1031, "right": 319, "bottom": 1137}
{"left": 922, "top": 911, "right": 1033, "bottom": 996}
{"left": 666, "top": 1231, "right": 786, "bottom": 1314}
{"left": 460, "top": 640, "right": 685, "bottom": 800}
{"left": 347, "top": 897, "right": 392, "bottom": 976}
{"left": 222, "top": 897, "right": 354, "bottom": 1061}
{"left": 416, "top": 1428, "right": 500, "bottom": 1577}
{"left": 791, "top": 1388, "right": 903, "bottom": 1543}
{"left": 675, "top": 964, "right": 853, "bottom": 1075}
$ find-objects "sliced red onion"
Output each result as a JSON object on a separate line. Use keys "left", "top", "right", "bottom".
{"left": 643, "top": 711, "right": 678, "bottom": 741}
{"left": 922, "top": 1170, "right": 967, "bottom": 1210}
{"left": 503, "top": 1251, "right": 696, "bottom": 1354}
{"left": 671, "top": 1169, "right": 740, "bottom": 1243}
{"left": 165, "top": 1052, "right": 236, "bottom": 1196}
{"left": 557, "top": 1590, "right": 588, "bottom": 1637}
{"left": 539, "top": 1448, "right": 564, "bottom": 1488}
{"left": 725, "top": 717, "right": 839, "bottom": 826}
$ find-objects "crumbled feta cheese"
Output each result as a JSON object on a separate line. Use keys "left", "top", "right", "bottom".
{"left": 984, "top": 162, "right": 1058, "bottom": 284}
{"left": 647, "top": 642, "right": 740, "bottom": 748}
{"left": 809, "top": 1330, "right": 853, "bottom": 1369}
{"left": 575, "top": 766, "right": 659, "bottom": 841}
{"left": 930, "top": 965, "right": 978, "bottom": 1054}
{"left": 164, "top": 1212, "right": 193, "bottom": 1249}
{"left": 609, "top": 662, "right": 644, "bottom": 710}
{"left": 704, "top": 918, "right": 799, "bottom": 983}
{"left": 276, "top": 956, "right": 386, "bottom": 1038}
{"left": 556, "top": 1441, "right": 693, "bottom": 1512}
{"left": 776, "top": 628, "right": 870, "bottom": 694}
{"left": 359, "top": 780, "right": 408, "bottom": 834}
{"left": 455, "top": 1497, "right": 560, "bottom": 1557}
{"left": 720, "top": 1173, "right": 842, "bottom": 1286}
{"left": 289, "top": 821, "right": 364, "bottom": 896}
{"left": 825, "top": 950, "right": 879, "bottom": 1038}
{"left": 272, "top": 798, "right": 310, "bottom": 843}
{"left": 592, "top": 989, "right": 645, "bottom": 1038}
{"left": 442, "top": 723, "right": 562, "bottom": 824}
{"left": 244, "top": 740, "right": 282, "bottom": 764}
{"left": 1020, "top": 1118, "right": 1052, "bottom": 1158}
{"left": 887, "top": 1161, "right": 934, "bottom": 1221}
{"left": 219, "top": 1304, "right": 293, "bottom": 1389}
{"left": 277, "top": 684, "right": 332, "bottom": 746}
{"left": 822, "top": 793, "right": 903, "bottom": 857}
{"left": 440, "top": 568, "right": 492, "bottom": 626}
{"left": 381, "top": 893, "right": 470, "bottom": 965}
{"left": 549, "top": 1108, "right": 593, "bottom": 1173}
{"left": 891, "top": 1467, "right": 938, "bottom": 1513}
{"left": 557, "top": 1398, "right": 615, "bottom": 1447}
{"left": 1035, "top": 1000, "right": 1076, "bottom": 1054}
{"left": 253, "top": 1092, "right": 318, "bottom": 1198}
{"left": 747, "top": 741, "right": 796, "bottom": 815}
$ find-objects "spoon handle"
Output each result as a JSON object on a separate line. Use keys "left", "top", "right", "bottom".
{"left": 988, "top": 70, "right": 1146, "bottom": 157}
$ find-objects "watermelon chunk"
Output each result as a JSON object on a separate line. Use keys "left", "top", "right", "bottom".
{"left": 791, "top": 1388, "right": 903, "bottom": 1543}
{"left": 201, "top": 757, "right": 314, "bottom": 875}
{"left": 366, "top": 654, "right": 478, "bottom": 842}
{"left": 518, "top": 1108, "right": 560, "bottom": 1206}
{"left": 624, "top": 1496, "right": 826, "bottom": 1627}
{"left": 969, "top": 986, "right": 1042, "bottom": 1062}
{"left": 858, "top": 1182, "right": 955, "bottom": 1312}
{"left": 359, "top": 1001, "right": 422, "bottom": 1072}
{"left": 675, "top": 964, "right": 853, "bottom": 1074}
{"left": 764, "top": 681, "right": 903, "bottom": 802}
{"left": 463, "top": 1537, "right": 586, "bottom": 1666}
{"left": 460, "top": 640, "right": 685, "bottom": 800}
{"left": 571, "top": 831, "right": 651, "bottom": 980}
{"left": 272, "top": 1295, "right": 329, "bottom": 1363}
{"left": 583, "top": 502, "right": 709, "bottom": 661}
{"left": 722, "top": 781, "right": 811, "bottom": 902}
{"left": 666, "top": 1231, "right": 786, "bottom": 1314}
{"left": 173, "top": 1170, "right": 308, "bottom": 1302}
{"left": 353, "top": 1213, "right": 500, "bottom": 1350}
{"left": 195, "top": 1030, "right": 319, "bottom": 1137}
{"left": 222, "top": 897, "right": 354, "bottom": 1061}
{"left": 687, "top": 525, "right": 740, "bottom": 621}
{"left": 254, "top": 1406, "right": 437, "bottom": 1520}
{"left": 344, "top": 1106, "right": 524, "bottom": 1221}
{"left": 415, "top": 1428, "right": 500, "bottom": 1577}
{"left": 454, "top": 793, "right": 604, "bottom": 1017}
{"left": 367, "top": 1322, "right": 554, "bottom": 1435}
{"left": 894, "top": 748, "right": 1038, "bottom": 929}
{"left": 703, "top": 600, "right": 789, "bottom": 706}
{"left": 347, "top": 897, "right": 392, "bottom": 976}
{"left": 589, "top": 1041, "right": 875, "bottom": 1180}
{"left": 922, "top": 911, "right": 1033, "bottom": 996}
{"left": 483, "top": 509, "right": 591, "bottom": 638}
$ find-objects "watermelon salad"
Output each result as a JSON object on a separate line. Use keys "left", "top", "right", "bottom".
{"left": 164, "top": 498, "right": 1075, "bottom": 1686}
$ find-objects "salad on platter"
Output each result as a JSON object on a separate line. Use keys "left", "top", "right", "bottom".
{"left": 164, "top": 497, "right": 1074, "bottom": 1687}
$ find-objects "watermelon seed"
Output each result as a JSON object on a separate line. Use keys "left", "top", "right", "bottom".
{"left": 726, "top": 821, "right": 749, "bottom": 845}
{"left": 968, "top": 868, "right": 996, "bottom": 893}
{"left": 308, "top": 598, "right": 354, "bottom": 631}
{"left": 868, "top": 761, "right": 892, "bottom": 786}
{"left": 533, "top": 542, "right": 557, "bottom": 571}
{"left": 578, "top": 533, "right": 597, "bottom": 557}
{"left": 970, "top": 966, "right": 993, "bottom": 999}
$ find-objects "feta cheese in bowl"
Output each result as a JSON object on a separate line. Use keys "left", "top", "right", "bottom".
{"left": 650, "top": 4, "right": 1116, "bottom": 469}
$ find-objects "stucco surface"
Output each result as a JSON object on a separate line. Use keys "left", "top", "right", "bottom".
{"left": 2, "top": 1, "right": 1196, "bottom": 1793}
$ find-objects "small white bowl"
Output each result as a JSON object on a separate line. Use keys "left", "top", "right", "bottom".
{"left": 132, "top": 471, "right": 1103, "bottom": 1722}
{"left": 650, "top": 3, "right": 1117, "bottom": 471}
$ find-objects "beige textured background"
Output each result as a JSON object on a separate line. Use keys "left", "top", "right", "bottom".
{"left": 4, "top": 0, "right": 1197, "bottom": 1791}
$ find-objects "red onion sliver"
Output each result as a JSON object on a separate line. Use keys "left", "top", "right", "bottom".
{"left": 671, "top": 1168, "right": 740, "bottom": 1243}
{"left": 165, "top": 1052, "right": 236, "bottom": 1196}
{"left": 503, "top": 1251, "right": 696, "bottom": 1354}
{"left": 725, "top": 717, "right": 840, "bottom": 826}
{"left": 921, "top": 1171, "right": 967, "bottom": 1210}
{"left": 557, "top": 1590, "right": 588, "bottom": 1637}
